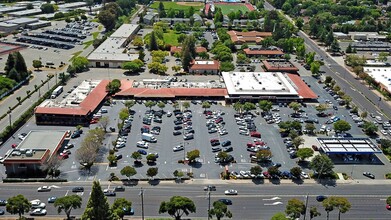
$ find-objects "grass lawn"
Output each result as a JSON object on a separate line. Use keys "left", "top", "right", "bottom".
{"left": 163, "top": 30, "right": 180, "bottom": 46}
{"left": 215, "top": 3, "right": 250, "bottom": 15}
{"left": 150, "top": 1, "right": 203, "bottom": 11}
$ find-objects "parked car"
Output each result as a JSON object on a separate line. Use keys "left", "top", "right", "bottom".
{"left": 221, "top": 140, "right": 231, "bottom": 147}
{"left": 173, "top": 131, "right": 182, "bottom": 136}
{"left": 173, "top": 145, "right": 184, "bottom": 152}
{"left": 363, "top": 172, "right": 375, "bottom": 179}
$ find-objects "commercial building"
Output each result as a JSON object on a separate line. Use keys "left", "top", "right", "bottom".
{"left": 351, "top": 42, "right": 391, "bottom": 52}
{"left": 363, "top": 66, "right": 391, "bottom": 94}
{"left": 0, "top": 6, "right": 26, "bottom": 15}
{"left": 222, "top": 71, "right": 317, "bottom": 102}
{"left": 243, "top": 46, "right": 284, "bottom": 58}
{"left": 27, "top": 20, "right": 51, "bottom": 30}
{"left": 170, "top": 46, "right": 207, "bottom": 55}
{"left": 159, "top": 14, "right": 203, "bottom": 25}
{"left": 349, "top": 32, "right": 387, "bottom": 42}
{"left": 0, "top": 17, "right": 39, "bottom": 33}
{"left": 2, "top": 130, "right": 67, "bottom": 178}
{"left": 227, "top": 30, "right": 272, "bottom": 44}
{"left": 262, "top": 59, "right": 299, "bottom": 73}
{"left": 58, "top": 2, "right": 87, "bottom": 10}
{"left": 87, "top": 24, "right": 140, "bottom": 68}
{"left": 8, "top": 8, "right": 42, "bottom": 17}
{"left": 34, "top": 80, "right": 109, "bottom": 126}
{"left": 143, "top": 13, "right": 156, "bottom": 25}
{"left": 189, "top": 60, "right": 220, "bottom": 74}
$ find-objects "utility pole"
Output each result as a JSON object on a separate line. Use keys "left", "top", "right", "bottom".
{"left": 140, "top": 187, "right": 145, "bottom": 220}
{"left": 303, "top": 193, "right": 309, "bottom": 220}
{"left": 207, "top": 188, "right": 211, "bottom": 220}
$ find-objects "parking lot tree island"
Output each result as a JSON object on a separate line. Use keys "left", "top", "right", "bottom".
{"left": 296, "top": 148, "right": 314, "bottom": 161}
{"left": 333, "top": 120, "right": 352, "bottom": 133}
{"left": 120, "top": 166, "right": 137, "bottom": 180}
{"left": 146, "top": 167, "right": 158, "bottom": 180}
{"left": 159, "top": 196, "right": 196, "bottom": 220}
{"left": 290, "top": 167, "right": 302, "bottom": 179}
{"left": 53, "top": 195, "right": 82, "bottom": 220}
{"left": 310, "top": 155, "right": 335, "bottom": 178}
{"left": 250, "top": 165, "right": 263, "bottom": 176}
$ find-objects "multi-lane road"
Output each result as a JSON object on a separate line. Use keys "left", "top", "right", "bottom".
{"left": 264, "top": 1, "right": 391, "bottom": 120}
{"left": 0, "top": 182, "right": 390, "bottom": 219}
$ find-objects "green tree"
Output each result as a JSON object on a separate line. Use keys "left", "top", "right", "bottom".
{"left": 146, "top": 167, "right": 158, "bottom": 179}
{"left": 144, "top": 100, "right": 156, "bottom": 110}
{"left": 33, "top": 60, "right": 42, "bottom": 70}
{"left": 124, "top": 100, "right": 135, "bottom": 109}
{"left": 362, "top": 121, "right": 378, "bottom": 135}
{"left": 149, "top": 31, "right": 158, "bottom": 51}
{"left": 202, "top": 101, "right": 211, "bottom": 112}
{"left": 106, "top": 79, "right": 121, "bottom": 95}
{"left": 285, "top": 198, "right": 306, "bottom": 219}
{"left": 112, "top": 198, "right": 132, "bottom": 220}
{"left": 120, "top": 166, "right": 137, "bottom": 180}
{"left": 40, "top": 3, "right": 55, "bottom": 13}
{"left": 296, "top": 148, "right": 314, "bottom": 161}
{"left": 310, "top": 206, "right": 321, "bottom": 219}
{"left": 72, "top": 56, "right": 89, "bottom": 73}
{"left": 14, "top": 52, "right": 28, "bottom": 75}
{"left": 315, "top": 104, "right": 327, "bottom": 114}
{"left": 310, "top": 155, "right": 334, "bottom": 177}
{"left": 122, "top": 59, "right": 144, "bottom": 73}
{"left": 107, "top": 154, "right": 117, "bottom": 166}
{"left": 159, "top": 196, "right": 196, "bottom": 220}
{"left": 54, "top": 195, "right": 82, "bottom": 220}
{"left": 82, "top": 181, "right": 113, "bottom": 219}
{"left": 146, "top": 154, "right": 157, "bottom": 163}
{"left": 292, "top": 137, "right": 305, "bottom": 149}
{"left": 259, "top": 100, "right": 273, "bottom": 113}
{"left": 386, "top": 196, "right": 391, "bottom": 205}
{"left": 182, "top": 101, "right": 190, "bottom": 110}
{"left": 233, "top": 102, "right": 243, "bottom": 114}
{"left": 345, "top": 44, "right": 352, "bottom": 53}
{"left": 333, "top": 120, "right": 351, "bottom": 133}
{"left": 187, "top": 149, "right": 200, "bottom": 162}
{"left": 243, "top": 102, "right": 256, "bottom": 113}
{"left": 98, "top": 10, "right": 116, "bottom": 31}
{"left": 4, "top": 53, "right": 15, "bottom": 74}
{"left": 208, "top": 201, "right": 233, "bottom": 220}
{"left": 173, "top": 170, "right": 184, "bottom": 180}
{"left": 332, "top": 197, "right": 351, "bottom": 220}
{"left": 132, "top": 36, "right": 144, "bottom": 48}
{"left": 181, "top": 35, "right": 196, "bottom": 72}
{"left": 6, "top": 194, "right": 31, "bottom": 218}
{"left": 138, "top": 49, "right": 145, "bottom": 61}
{"left": 378, "top": 52, "right": 388, "bottom": 62}
{"left": 290, "top": 167, "right": 302, "bottom": 179}
{"left": 271, "top": 212, "right": 289, "bottom": 220}
{"left": 250, "top": 165, "right": 263, "bottom": 176}
{"left": 268, "top": 166, "right": 280, "bottom": 177}
{"left": 131, "top": 151, "right": 142, "bottom": 163}
{"left": 288, "top": 102, "right": 301, "bottom": 113}
{"left": 157, "top": 101, "right": 165, "bottom": 110}
{"left": 323, "top": 197, "right": 334, "bottom": 220}
{"left": 256, "top": 149, "right": 272, "bottom": 162}
{"left": 148, "top": 62, "right": 168, "bottom": 74}
{"left": 305, "top": 123, "right": 316, "bottom": 134}
{"left": 172, "top": 65, "right": 181, "bottom": 73}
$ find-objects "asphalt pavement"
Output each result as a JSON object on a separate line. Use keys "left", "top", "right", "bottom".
{"left": 0, "top": 182, "right": 390, "bottom": 219}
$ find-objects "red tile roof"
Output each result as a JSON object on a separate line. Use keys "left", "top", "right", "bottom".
{"left": 170, "top": 46, "right": 207, "bottom": 54}
{"left": 190, "top": 60, "right": 220, "bottom": 71}
{"left": 116, "top": 87, "right": 227, "bottom": 98}
{"left": 243, "top": 48, "right": 284, "bottom": 55}
{"left": 287, "top": 73, "right": 318, "bottom": 99}
{"left": 35, "top": 80, "right": 110, "bottom": 116}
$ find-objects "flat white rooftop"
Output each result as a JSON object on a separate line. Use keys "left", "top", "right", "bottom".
{"left": 222, "top": 72, "right": 298, "bottom": 96}
{"left": 88, "top": 24, "right": 139, "bottom": 62}
{"left": 363, "top": 67, "right": 391, "bottom": 92}
{"left": 318, "top": 138, "right": 382, "bottom": 154}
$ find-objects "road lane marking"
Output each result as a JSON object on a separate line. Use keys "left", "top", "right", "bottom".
{"left": 263, "top": 197, "right": 281, "bottom": 201}
{"left": 65, "top": 190, "right": 69, "bottom": 196}
{"left": 264, "top": 202, "right": 283, "bottom": 205}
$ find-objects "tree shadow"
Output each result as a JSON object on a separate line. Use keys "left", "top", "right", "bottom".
{"left": 292, "top": 178, "right": 304, "bottom": 185}
{"left": 298, "top": 161, "right": 310, "bottom": 169}
{"left": 316, "top": 178, "right": 337, "bottom": 187}
{"left": 174, "top": 178, "right": 185, "bottom": 184}
{"left": 77, "top": 165, "right": 99, "bottom": 177}
{"left": 188, "top": 161, "right": 202, "bottom": 168}
{"left": 147, "top": 161, "right": 156, "bottom": 166}
{"left": 122, "top": 179, "right": 139, "bottom": 186}
{"left": 252, "top": 178, "right": 265, "bottom": 185}
{"left": 269, "top": 178, "right": 281, "bottom": 185}
{"left": 148, "top": 179, "right": 160, "bottom": 186}
{"left": 123, "top": 71, "right": 141, "bottom": 76}
{"left": 133, "top": 161, "right": 144, "bottom": 168}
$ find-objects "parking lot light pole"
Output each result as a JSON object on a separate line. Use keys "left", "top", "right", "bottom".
{"left": 139, "top": 187, "right": 144, "bottom": 220}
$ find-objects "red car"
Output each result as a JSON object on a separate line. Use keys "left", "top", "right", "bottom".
{"left": 262, "top": 171, "right": 271, "bottom": 178}
{"left": 254, "top": 141, "right": 265, "bottom": 146}
{"left": 250, "top": 131, "right": 261, "bottom": 138}
{"left": 90, "top": 119, "right": 98, "bottom": 124}
{"left": 386, "top": 204, "right": 391, "bottom": 210}
{"left": 247, "top": 142, "right": 254, "bottom": 147}
{"left": 58, "top": 153, "right": 69, "bottom": 159}
{"left": 11, "top": 144, "right": 18, "bottom": 148}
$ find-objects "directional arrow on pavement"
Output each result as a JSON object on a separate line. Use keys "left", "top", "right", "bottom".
{"left": 49, "top": 185, "right": 61, "bottom": 189}
{"left": 264, "top": 202, "right": 283, "bottom": 206}
{"left": 262, "top": 197, "right": 281, "bottom": 201}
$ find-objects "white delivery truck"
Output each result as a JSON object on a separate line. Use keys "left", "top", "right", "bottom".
{"left": 141, "top": 133, "right": 157, "bottom": 143}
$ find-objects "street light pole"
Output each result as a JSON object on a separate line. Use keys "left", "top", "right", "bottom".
{"left": 140, "top": 187, "right": 144, "bottom": 220}
{"left": 207, "top": 188, "right": 211, "bottom": 220}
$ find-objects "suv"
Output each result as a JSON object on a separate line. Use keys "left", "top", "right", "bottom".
{"left": 72, "top": 187, "right": 84, "bottom": 192}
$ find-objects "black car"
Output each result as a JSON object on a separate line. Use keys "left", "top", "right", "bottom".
{"left": 174, "top": 126, "right": 183, "bottom": 130}
{"left": 221, "top": 155, "right": 234, "bottom": 163}
{"left": 72, "top": 187, "right": 84, "bottom": 192}
{"left": 221, "top": 140, "right": 231, "bottom": 147}
{"left": 114, "top": 186, "right": 125, "bottom": 192}
{"left": 218, "top": 199, "right": 232, "bottom": 205}
{"left": 174, "top": 120, "right": 183, "bottom": 125}
{"left": 203, "top": 185, "right": 216, "bottom": 191}
{"left": 0, "top": 200, "right": 6, "bottom": 206}
{"left": 116, "top": 154, "right": 123, "bottom": 160}
{"left": 223, "top": 146, "right": 233, "bottom": 152}
{"left": 173, "top": 131, "right": 182, "bottom": 136}
{"left": 71, "top": 132, "right": 80, "bottom": 139}
{"left": 211, "top": 147, "right": 222, "bottom": 152}
{"left": 0, "top": 209, "right": 4, "bottom": 215}
{"left": 153, "top": 118, "right": 162, "bottom": 123}
{"left": 316, "top": 195, "right": 327, "bottom": 202}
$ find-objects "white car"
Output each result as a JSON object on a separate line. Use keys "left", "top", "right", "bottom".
{"left": 136, "top": 141, "right": 149, "bottom": 149}
{"left": 37, "top": 186, "right": 51, "bottom": 192}
{"left": 240, "top": 170, "right": 249, "bottom": 178}
{"left": 239, "top": 130, "right": 249, "bottom": 136}
{"left": 224, "top": 189, "right": 238, "bottom": 195}
{"left": 64, "top": 143, "right": 74, "bottom": 149}
{"left": 18, "top": 133, "right": 27, "bottom": 140}
{"left": 301, "top": 172, "right": 309, "bottom": 179}
{"left": 173, "top": 145, "right": 184, "bottom": 152}
{"left": 30, "top": 208, "right": 47, "bottom": 216}
{"left": 30, "top": 200, "right": 46, "bottom": 209}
